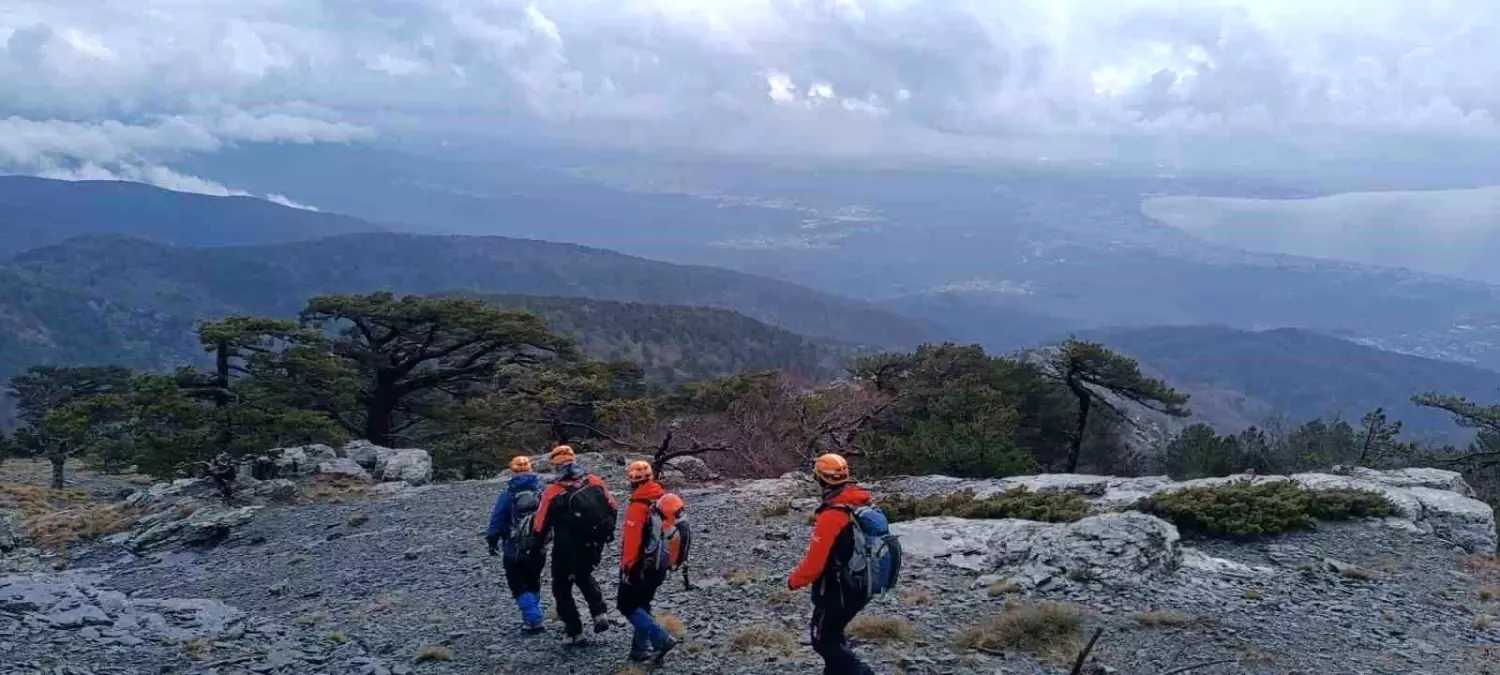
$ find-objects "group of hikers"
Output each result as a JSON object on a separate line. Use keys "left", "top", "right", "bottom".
{"left": 485, "top": 445, "right": 900, "bottom": 674}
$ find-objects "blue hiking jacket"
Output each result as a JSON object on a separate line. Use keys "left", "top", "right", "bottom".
{"left": 487, "top": 473, "right": 543, "bottom": 558}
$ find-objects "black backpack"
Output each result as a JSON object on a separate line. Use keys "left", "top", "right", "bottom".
{"left": 507, "top": 488, "right": 543, "bottom": 558}
{"left": 555, "top": 479, "right": 617, "bottom": 544}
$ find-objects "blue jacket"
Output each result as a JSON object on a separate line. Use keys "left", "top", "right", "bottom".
{"left": 487, "top": 473, "right": 543, "bottom": 558}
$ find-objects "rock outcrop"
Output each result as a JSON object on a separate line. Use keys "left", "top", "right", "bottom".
{"left": 344, "top": 441, "right": 433, "bottom": 486}
{"left": 894, "top": 512, "right": 1182, "bottom": 590}
{"left": 316, "top": 457, "right": 371, "bottom": 480}
{"left": 0, "top": 571, "right": 243, "bottom": 640}
{"left": 879, "top": 466, "right": 1497, "bottom": 554}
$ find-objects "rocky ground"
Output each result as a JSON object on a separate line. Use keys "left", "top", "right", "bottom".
{"left": 3, "top": 449, "right": 1499, "bottom": 675}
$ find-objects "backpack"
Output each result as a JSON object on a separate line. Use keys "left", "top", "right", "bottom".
{"left": 506, "top": 488, "right": 543, "bottom": 558}
{"left": 833, "top": 504, "right": 902, "bottom": 602}
{"left": 639, "top": 496, "right": 692, "bottom": 575}
{"left": 555, "top": 479, "right": 617, "bottom": 544}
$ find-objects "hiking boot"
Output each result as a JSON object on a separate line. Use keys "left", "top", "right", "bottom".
{"left": 563, "top": 634, "right": 589, "bottom": 648}
{"left": 592, "top": 613, "right": 611, "bottom": 633}
{"left": 521, "top": 620, "right": 546, "bottom": 634}
{"left": 652, "top": 637, "right": 678, "bottom": 664}
{"left": 628, "top": 649, "right": 652, "bottom": 663}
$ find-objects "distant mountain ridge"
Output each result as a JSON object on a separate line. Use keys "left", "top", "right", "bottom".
{"left": 0, "top": 176, "right": 382, "bottom": 258}
{"left": 1082, "top": 325, "right": 1500, "bottom": 442}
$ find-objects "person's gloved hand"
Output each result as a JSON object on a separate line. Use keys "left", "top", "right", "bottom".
{"left": 485, "top": 534, "right": 500, "bottom": 557}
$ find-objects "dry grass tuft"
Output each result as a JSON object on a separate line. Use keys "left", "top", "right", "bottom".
{"left": 295, "top": 611, "right": 329, "bottom": 627}
{"left": 986, "top": 579, "right": 1020, "bottom": 597}
{"left": 346, "top": 513, "right": 369, "bottom": 527}
{"left": 754, "top": 499, "right": 793, "bottom": 521}
{"left": 900, "top": 588, "right": 934, "bottom": 606}
{"left": 953, "top": 600, "right": 1082, "bottom": 664}
{"left": 765, "top": 589, "right": 796, "bottom": 608}
{"left": 724, "top": 569, "right": 757, "bottom": 587}
{"left": 1481, "top": 586, "right": 1500, "bottom": 603}
{"left": 183, "top": 637, "right": 214, "bottom": 662}
{"left": 416, "top": 645, "right": 453, "bottom": 662}
{"left": 847, "top": 616, "right": 917, "bottom": 644}
{"left": 302, "top": 476, "right": 374, "bottom": 504}
{"left": 288, "top": 554, "right": 309, "bottom": 566}
{"left": 1339, "top": 565, "right": 1379, "bottom": 582}
{"left": 22, "top": 503, "right": 140, "bottom": 549}
{"left": 1240, "top": 646, "right": 1276, "bottom": 666}
{"left": 728, "top": 624, "right": 798, "bottom": 654}
{"left": 1477, "top": 615, "right": 1495, "bottom": 631}
{"left": 680, "top": 641, "right": 708, "bottom": 655}
{"left": 1242, "top": 588, "right": 1264, "bottom": 600}
{"left": 614, "top": 667, "right": 648, "bottom": 675}
{"left": 1135, "top": 610, "right": 1200, "bottom": 627}
{"left": 326, "top": 631, "right": 348, "bottom": 645}
{"left": 659, "top": 614, "right": 687, "bottom": 639}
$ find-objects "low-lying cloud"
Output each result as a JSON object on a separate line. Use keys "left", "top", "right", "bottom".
{"left": 4, "top": 0, "right": 1500, "bottom": 175}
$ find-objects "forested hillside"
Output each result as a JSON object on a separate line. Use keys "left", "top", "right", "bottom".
{"left": 7, "top": 234, "right": 945, "bottom": 348}
{"left": 466, "top": 294, "right": 861, "bottom": 383}
{"left": 1085, "top": 325, "right": 1500, "bottom": 440}
{"left": 0, "top": 177, "right": 381, "bottom": 258}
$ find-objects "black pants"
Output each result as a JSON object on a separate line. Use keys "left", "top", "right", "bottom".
{"left": 616, "top": 570, "right": 665, "bottom": 615}
{"left": 503, "top": 554, "right": 545, "bottom": 598}
{"left": 810, "top": 596, "right": 871, "bottom": 675}
{"left": 551, "top": 541, "right": 607, "bottom": 637}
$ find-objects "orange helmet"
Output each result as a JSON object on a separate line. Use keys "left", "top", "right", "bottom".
{"left": 656, "top": 492, "right": 685, "bottom": 519}
{"left": 509, "top": 455, "right": 534, "bottom": 474}
{"left": 626, "top": 461, "right": 654, "bottom": 485}
{"left": 549, "top": 445, "right": 576, "bottom": 466}
{"left": 813, "top": 453, "right": 851, "bottom": 485}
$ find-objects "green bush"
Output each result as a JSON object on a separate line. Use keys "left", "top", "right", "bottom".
{"left": 882, "top": 488, "right": 1092, "bottom": 524}
{"left": 1307, "top": 487, "right": 1398, "bottom": 520}
{"left": 1140, "top": 481, "right": 1395, "bottom": 538}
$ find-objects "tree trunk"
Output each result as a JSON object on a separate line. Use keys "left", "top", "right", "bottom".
{"left": 50, "top": 453, "right": 66, "bottom": 490}
{"left": 1066, "top": 378, "right": 1091, "bottom": 474}
{"left": 213, "top": 339, "right": 234, "bottom": 453}
{"left": 365, "top": 395, "right": 397, "bottom": 447}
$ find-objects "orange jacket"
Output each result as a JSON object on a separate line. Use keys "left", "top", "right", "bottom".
{"left": 620, "top": 480, "right": 666, "bottom": 573}
{"left": 788, "top": 485, "right": 872, "bottom": 590}
{"left": 533, "top": 473, "right": 616, "bottom": 534}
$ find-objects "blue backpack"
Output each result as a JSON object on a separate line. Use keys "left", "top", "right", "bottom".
{"left": 834, "top": 504, "right": 902, "bottom": 601}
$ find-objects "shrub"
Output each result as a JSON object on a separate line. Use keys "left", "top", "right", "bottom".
{"left": 986, "top": 579, "right": 1020, "bottom": 597}
{"left": 1139, "top": 482, "right": 1395, "bottom": 539}
{"left": 846, "top": 616, "right": 916, "bottom": 644}
{"left": 882, "top": 488, "right": 1092, "bottom": 524}
{"left": 953, "top": 600, "right": 1082, "bottom": 664}
{"left": 727, "top": 624, "right": 797, "bottom": 654}
{"left": 1307, "top": 488, "right": 1397, "bottom": 520}
{"left": 326, "top": 631, "right": 348, "bottom": 645}
{"left": 900, "top": 588, "right": 934, "bottom": 606}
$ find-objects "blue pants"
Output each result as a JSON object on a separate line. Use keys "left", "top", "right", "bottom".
{"left": 503, "top": 554, "right": 545, "bottom": 627}
{"left": 617, "top": 573, "right": 669, "bottom": 652}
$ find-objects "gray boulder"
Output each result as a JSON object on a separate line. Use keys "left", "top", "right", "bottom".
{"left": 345, "top": 440, "right": 395, "bottom": 473}
{"left": 376, "top": 448, "right": 433, "bottom": 486}
{"left": 665, "top": 455, "right": 717, "bottom": 481}
{"left": 271, "top": 444, "right": 338, "bottom": 475}
{"left": 108, "top": 505, "right": 262, "bottom": 553}
{"left": 894, "top": 511, "right": 1182, "bottom": 589}
{"left": 316, "top": 457, "right": 372, "bottom": 481}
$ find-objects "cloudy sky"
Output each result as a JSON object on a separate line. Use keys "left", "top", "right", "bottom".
{"left": 4, "top": 0, "right": 1499, "bottom": 197}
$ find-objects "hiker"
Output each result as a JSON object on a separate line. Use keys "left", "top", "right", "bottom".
{"left": 205, "top": 451, "right": 238, "bottom": 506}
{"left": 787, "top": 453, "right": 901, "bottom": 675}
{"left": 617, "top": 461, "right": 688, "bottom": 664}
{"left": 486, "top": 455, "right": 548, "bottom": 633}
{"left": 533, "top": 445, "right": 618, "bottom": 645}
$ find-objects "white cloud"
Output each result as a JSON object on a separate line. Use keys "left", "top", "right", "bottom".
{"left": 2, "top": 0, "right": 1499, "bottom": 166}
{"left": 30, "top": 159, "right": 321, "bottom": 210}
